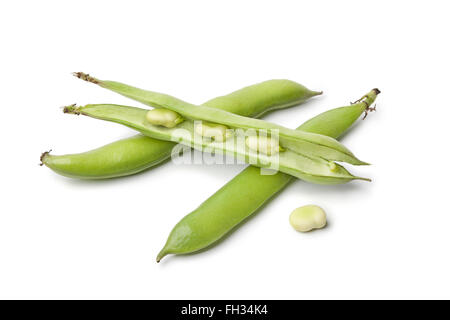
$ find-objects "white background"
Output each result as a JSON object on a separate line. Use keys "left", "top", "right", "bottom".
{"left": 1, "top": 0, "right": 449, "bottom": 299}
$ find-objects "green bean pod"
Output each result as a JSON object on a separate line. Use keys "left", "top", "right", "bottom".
{"left": 40, "top": 135, "right": 174, "bottom": 179}
{"left": 156, "top": 96, "right": 379, "bottom": 262}
{"left": 42, "top": 80, "right": 321, "bottom": 179}
{"left": 63, "top": 99, "right": 372, "bottom": 183}
{"left": 73, "top": 73, "right": 368, "bottom": 166}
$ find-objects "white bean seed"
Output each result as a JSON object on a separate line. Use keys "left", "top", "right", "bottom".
{"left": 289, "top": 205, "right": 327, "bottom": 232}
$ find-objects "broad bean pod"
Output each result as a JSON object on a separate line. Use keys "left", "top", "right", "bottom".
{"left": 64, "top": 96, "right": 375, "bottom": 183}
{"left": 157, "top": 96, "right": 379, "bottom": 261}
{"left": 73, "top": 73, "right": 369, "bottom": 167}
{"left": 42, "top": 79, "right": 320, "bottom": 179}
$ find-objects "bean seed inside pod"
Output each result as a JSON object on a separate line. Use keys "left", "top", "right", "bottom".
{"left": 194, "top": 121, "right": 232, "bottom": 141}
{"left": 146, "top": 109, "right": 184, "bottom": 128}
{"left": 245, "top": 135, "right": 283, "bottom": 155}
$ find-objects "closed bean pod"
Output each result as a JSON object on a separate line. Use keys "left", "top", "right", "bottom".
{"left": 40, "top": 135, "right": 173, "bottom": 179}
{"left": 42, "top": 79, "right": 321, "bottom": 179}
{"left": 156, "top": 95, "right": 379, "bottom": 261}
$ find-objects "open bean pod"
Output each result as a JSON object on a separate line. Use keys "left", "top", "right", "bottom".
{"left": 64, "top": 103, "right": 371, "bottom": 184}
{"left": 73, "top": 73, "right": 371, "bottom": 167}
{"left": 42, "top": 79, "right": 321, "bottom": 179}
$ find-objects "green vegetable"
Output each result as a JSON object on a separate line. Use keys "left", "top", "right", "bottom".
{"left": 75, "top": 73, "right": 323, "bottom": 118}
{"left": 194, "top": 121, "right": 232, "bottom": 142}
{"left": 40, "top": 136, "right": 173, "bottom": 179}
{"left": 63, "top": 99, "right": 372, "bottom": 183}
{"left": 156, "top": 97, "right": 378, "bottom": 262}
{"left": 41, "top": 79, "right": 320, "bottom": 179}
{"left": 73, "top": 73, "right": 369, "bottom": 167}
{"left": 289, "top": 205, "right": 327, "bottom": 232}
{"left": 245, "top": 135, "right": 284, "bottom": 155}
{"left": 145, "top": 108, "right": 184, "bottom": 128}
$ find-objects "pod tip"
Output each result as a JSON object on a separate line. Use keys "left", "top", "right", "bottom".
{"left": 39, "top": 150, "right": 52, "bottom": 166}
{"left": 156, "top": 250, "right": 167, "bottom": 263}
{"left": 312, "top": 90, "right": 323, "bottom": 96}
{"left": 351, "top": 157, "right": 371, "bottom": 166}
{"left": 72, "top": 72, "right": 100, "bottom": 84}
{"left": 373, "top": 88, "right": 381, "bottom": 95}
{"left": 63, "top": 104, "right": 80, "bottom": 115}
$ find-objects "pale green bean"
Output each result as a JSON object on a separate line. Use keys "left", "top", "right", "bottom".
{"left": 42, "top": 79, "right": 319, "bottom": 179}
